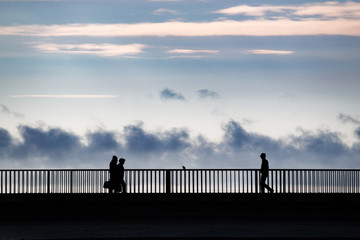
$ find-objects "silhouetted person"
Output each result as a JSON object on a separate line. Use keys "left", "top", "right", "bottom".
{"left": 109, "top": 155, "right": 119, "bottom": 193}
{"left": 118, "top": 158, "right": 127, "bottom": 193}
{"left": 260, "top": 153, "right": 274, "bottom": 193}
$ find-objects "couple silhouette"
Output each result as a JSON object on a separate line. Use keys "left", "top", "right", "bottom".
{"left": 109, "top": 155, "right": 126, "bottom": 193}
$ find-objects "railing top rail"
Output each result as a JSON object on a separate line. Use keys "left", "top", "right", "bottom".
{"left": 0, "top": 168, "right": 360, "bottom": 171}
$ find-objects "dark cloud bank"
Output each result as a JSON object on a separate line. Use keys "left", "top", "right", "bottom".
{"left": 0, "top": 120, "right": 359, "bottom": 169}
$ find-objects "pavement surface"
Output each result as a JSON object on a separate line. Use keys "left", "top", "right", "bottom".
{"left": 0, "top": 194, "right": 359, "bottom": 239}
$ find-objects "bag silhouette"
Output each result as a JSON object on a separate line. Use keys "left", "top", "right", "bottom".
{"left": 103, "top": 181, "right": 112, "bottom": 189}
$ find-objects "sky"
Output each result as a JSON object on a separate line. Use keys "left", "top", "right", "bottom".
{"left": 0, "top": 0, "right": 360, "bottom": 169}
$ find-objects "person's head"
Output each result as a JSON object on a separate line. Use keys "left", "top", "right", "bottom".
{"left": 112, "top": 155, "right": 118, "bottom": 162}
{"left": 119, "top": 158, "right": 126, "bottom": 165}
{"left": 260, "top": 153, "right": 266, "bottom": 160}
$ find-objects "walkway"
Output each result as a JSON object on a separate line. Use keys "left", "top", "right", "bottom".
{"left": 1, "top": 194, "right": 359, "bottom": 239}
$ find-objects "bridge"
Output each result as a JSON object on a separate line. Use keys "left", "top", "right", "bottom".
{"left": 1, "top": 168, "right": 360, "bottom": 239}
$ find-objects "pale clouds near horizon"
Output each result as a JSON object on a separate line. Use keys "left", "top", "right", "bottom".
{"left": 1, "top": 19, "right": 360, "bottom": 37}
{"left": 0, "top": 0, "right": 360, "bottom": 168}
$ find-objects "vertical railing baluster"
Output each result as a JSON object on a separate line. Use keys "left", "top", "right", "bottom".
{"left": 10, "top": 170, "right": 13, "bottom": 194}
{"left": 295, "top": 170, "right": 298, "bottom": 193}
{"left": 205, "top": 170, "right": 208, "bottom": 193}
{"left": 255, "top": 170, "right": 258, "bottom": 193}
{"left": 130, "top": 170, "right": 133, "bottom": 193}
{"left": 137, "top": 170, "right": 140, "bottom": 193}
{"left": 311, "top": 170, "right": 314, "bottom": 193}
{"left": 241, "top": 171, "right": 244, "bottom": 193}
{"left": 355, "top": 170, "right": 358, "bottom": 193}
{"left": 215, "top": 170, "right": 218, "bottom": 193}
{"left": 16, "top": 170, "right": 19, "bottom": 194}
{"left": 150, "top": 170, "right": 153, "bottom": 193}
{"left": 221, "top": 170, "right": 223, "bottom": 193}
{"left": 34, "top": 171, "right": 37, "bottom": 193}
{"left": 175, "top": 170, "right": 178, "bottom": 193}
{"left": 353, "top": 171, "right": 356, "bottom": 193}
{"left": 270, "top": 170, "right": 273, "bottom": 193}
{"left": 47, "top": 170, "right": 50, "bottom": 194}
{"left": 156, "top": 170, "right": 159, "bottom": 193}
{"left": 282, "top": 170, "right": 285, "bottom": 193}
{"left": 5, "top": 171, "right": 8, "bottom": 194}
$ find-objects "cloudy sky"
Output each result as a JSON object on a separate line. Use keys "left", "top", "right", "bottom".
{"left": 0, "top": 0, "right": 360, "bottom": 169}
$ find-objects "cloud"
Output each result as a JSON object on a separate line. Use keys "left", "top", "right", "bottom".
{"left": 167, "top": 49, "right": 219, "bottom": 59}
{"left": 197, "top": 89, "right": 220, "bottom": 99}
{"left": 32, "top": 43, "right": 147, "bottom": 57}
{"left": 149, "top": 0, "right": 182, "bottom": 2}
{"left": 222, "top": 120, "right": 283, "bottom": 153}
{"left": 166, "top": 55, "right": 209, "bottom": 59}
{"left": 293, "top": 1, "right": 360, "bottom": 19}
{"left": 289, "top": 128, "right": 348, "bottom": 157}
{"left": 356, "top": 128, "right": 360, "bottom": 139}
{"left": 0, "top": 125, "right": 123, "bottom": 168}
{"left": 0, "top": 104, "right": 23, "bottom": 118}
{"left": 338, "top": 113, "right": 360, "bottom": 125}
{"left": 221, "top": 120, "right": 355, "bottom": 168}
{"left": 167, "top": 49, "right": 218, "bottom": 54}
{"left": 0, "top": 128, "right": 12, "bottom": 160}
{"left": 210, "top": 109, "right": 226, "bottom": 117}
{"left": 160, "top": 88, "right": 185, "bottom": 101}
{"left": 214, "top": 1, "right": 360, "bottom": 19}
{"left": 13, "top": 125, "right": 82, "bottom": 161}
{"left": 10, "top": 94, "right": 118, "bottom": 99}
{"left": 124, "top": 123, "right": 190, "bottom": 154}
{"left": 153, "top": 8, "right": 180, "bottom": 15}
{"left": 244, "top": 49, "right": 294, "bottom": 55}
{"left": 0, "top": 128, "right": 11, "bottom": 149}
{"left": 0, "top": 120, "right": 359, "bottom": 169}
{"left": 87, "top": 130, "right": 120, "bottom": 151}
{"left": 214, "top": 5, "right": 286, "bottom": 17}
{"left": 1, "top": 19, "right": 360, "bottom": 37}
{"left": 0, "top": 105, "right": 11, "bottom": 114}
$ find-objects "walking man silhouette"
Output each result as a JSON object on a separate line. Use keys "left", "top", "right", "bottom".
{"left": 118, "top": 158, "right": 127, "bottom": 193}
{"left": 260, "top": 153, "right": 274, "bottom": 193}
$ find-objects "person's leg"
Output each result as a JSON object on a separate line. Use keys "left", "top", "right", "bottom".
{"left": 120, "top": 179, "right": 126, "bottom": 193}
{"left": 115, "top": 181, "right": 121, "bottom": 193}
{"left": 260, "top": 174, "right": 266, "bottom": 193}
{"left": 264, "top": 184, "right": 274, "bottom": 193}
{"left": 263, "top": 176, "right": 274, "bottom": 193}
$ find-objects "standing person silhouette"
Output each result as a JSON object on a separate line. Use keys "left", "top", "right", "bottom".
{"left": 118, "top": 158, "right": 127, "bottom": 193}
{"left": 109, "top": 155, "right": 119, "bottom": 193}
{"left": 260, "top": 153, "right": 274, "bottom": 193}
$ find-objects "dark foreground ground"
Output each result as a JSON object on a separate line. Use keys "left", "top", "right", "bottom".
{"left": 1, "top": 193, "right": 360, "bottom": 240}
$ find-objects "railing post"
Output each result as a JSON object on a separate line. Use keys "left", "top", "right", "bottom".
{"left": 47, "top": 170, "right": 50, "bottom": 194}
{"left": 283, "top": 171, "right": 286, "bottom": 193}
{"left": 255, "top": 170, "right": 258, "bottom": 193}
{"left": 70, "top": 170, "right": 73, "bottom": 194}
{"left": 166, "top": 170, "right": 171, "bottom": 194}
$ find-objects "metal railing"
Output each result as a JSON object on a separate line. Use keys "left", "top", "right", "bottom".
{"left": 0, "top": 169, "right": 359, "bottom": 194}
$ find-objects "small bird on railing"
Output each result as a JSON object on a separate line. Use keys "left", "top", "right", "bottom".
{"left": 182, "top": 166, "right": 186, "bottom": 170}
